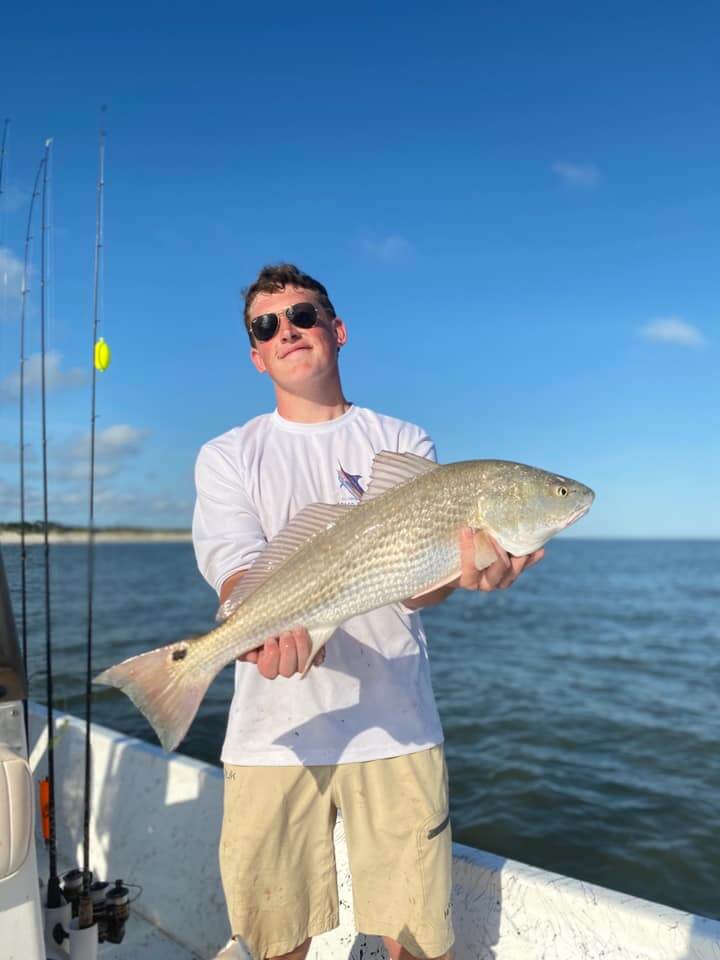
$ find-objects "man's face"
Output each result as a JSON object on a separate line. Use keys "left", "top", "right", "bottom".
{"left": 248, "top": 285, "right": 347, "bottom": 387}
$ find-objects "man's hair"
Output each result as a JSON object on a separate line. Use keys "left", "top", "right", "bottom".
{"left": 242, "top": 263, "right": 336, "bottom": 344}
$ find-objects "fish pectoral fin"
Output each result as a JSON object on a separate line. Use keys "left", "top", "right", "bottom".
{"left": 300, "top": 625, "right": 337, "bottom": 678}
{"left": 474, "top": 529, "right": 501, "bottom": 570}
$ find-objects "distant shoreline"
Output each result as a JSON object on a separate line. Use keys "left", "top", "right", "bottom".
{"left": 0, "top": 531, "right": 192, "bottom": 544}
{"left": 1, "top": 531, "right": 717, "bottom": 546}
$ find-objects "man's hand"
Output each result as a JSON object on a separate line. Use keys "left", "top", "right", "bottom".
{"left": 457, "top": 527, "right": 544, "bottom": 591}
{"left": 237, "top": 628, "right": 326, "bottom": 679}
{"left": 222, "top": 572, "right": 326, "bottom": 679}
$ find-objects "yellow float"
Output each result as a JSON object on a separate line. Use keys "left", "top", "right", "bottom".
{"left": 94, "top": 337, "right": 111, "bottom": 372}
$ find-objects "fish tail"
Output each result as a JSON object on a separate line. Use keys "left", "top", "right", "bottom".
{"left": 94, "top": 640, "right": 214, "bottom": 753}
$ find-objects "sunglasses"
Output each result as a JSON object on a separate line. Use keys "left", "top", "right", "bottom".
{"left": 250, "top": 301, "right": 323, "bottom": 343}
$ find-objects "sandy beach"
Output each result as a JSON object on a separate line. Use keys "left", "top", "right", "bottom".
{"left": 0, "top": 531, "right": 193, "bottom": 545}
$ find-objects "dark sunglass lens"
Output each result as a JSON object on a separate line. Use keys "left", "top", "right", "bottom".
{"left": 251, "top": 313, "right": 279, "bottom": 342}
{"left": 287, "top": 303, "right": 318, "bottom": 329}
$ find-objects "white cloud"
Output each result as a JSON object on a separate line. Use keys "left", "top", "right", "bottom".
{"left": 0, "top": 351, "right": 86, "bottom": 402}
{"left": 639, "top": 316, "right": 706, "bottom": 348}
{"left": 56, "top": 425, "right": 149, "bottom": 496}
{"left": 0, "top": 441, "right": 36, "bottom": 464}
{"left": 54, "top": 462, "right": 120, "bottom": 482}
{"left": 50, "top": 487, "right": 190, "bottom": 519}
{"left": 67, "top": 424, "right": 149, "bottom": 461}
{"left": 552, "top": 162, "right": 601, "bottom": 188}
{"left": 0, "top": 417, "right": 177, "bottom": 528}
{"left": 363, "top": 234, "right": 413, "bottom": 263}
{"left": 94, "top": 490, "right": 191, "bottom": 515}
{"left": 0, "top": 478, "right": 17, "bottom": 511}
{"left": 97, "top": 425, "right": 148, "bottom": 457}
{"left": 0, "top": 477, "right": 42, "bottom": 513}
{"left": 0, "top": 246, "right": 25, "bottom": 304}
{"left": 1, "top": 185, "right": 27, "bottom": 214}
{"left": 0, "top": 475, "right": 192, "bottom": 527}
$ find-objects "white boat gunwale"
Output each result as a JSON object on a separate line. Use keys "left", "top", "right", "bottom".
{"left": 16, "top": 701, "right": 720, "bottom": 960}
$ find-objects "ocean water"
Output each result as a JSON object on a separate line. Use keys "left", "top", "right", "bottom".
{"left": 3, "top": 539, "right": 719, "bottom": 922}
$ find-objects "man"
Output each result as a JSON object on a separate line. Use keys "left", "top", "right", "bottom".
{"left": 192, "top": 264, "right": 543, "bottom": 960}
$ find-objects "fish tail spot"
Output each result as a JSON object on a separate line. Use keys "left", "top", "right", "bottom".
{"left": 94, "top": 639, "right": 215, "bottom": 752}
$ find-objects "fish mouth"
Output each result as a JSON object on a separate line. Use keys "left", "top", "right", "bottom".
{"left": 564, "top": 505, "right": 591, "bottom": 529}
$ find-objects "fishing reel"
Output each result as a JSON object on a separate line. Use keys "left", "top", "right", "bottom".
{"left": 61, "top": 869, "right": 132, "bottom": 944}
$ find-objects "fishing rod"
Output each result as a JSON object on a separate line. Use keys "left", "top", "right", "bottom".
{"left": 0, "top": 119, "right": 9, "bottom": 339}
{"left": 0, "top": 119, "right": 8, "bottom": 232}
{"left": 0, "top": 120, "right": 9, "bottom": 253}
{"left": 18, "top": 150, "right": 47, "bottom": 752}
{"left": 0, "top": 118, "right": 8, "bottom": 187}
{"left": 38, "top": 136, "right": 64, "bottom": 912}
{"left": 78, "top": 116, "right": 106, "bottom": 931}
{"left": 35, "top": 119, "right": 127, "bottom": 958}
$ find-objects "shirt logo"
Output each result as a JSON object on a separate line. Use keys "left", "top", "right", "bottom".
{"left": 337, "top": 463, "right": 364, "bottom": 502}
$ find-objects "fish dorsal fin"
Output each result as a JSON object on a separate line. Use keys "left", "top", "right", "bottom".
{"left": 216, "top": 502, "right": 351, "bottom": 622}
{"left": 362, "top": 451, "right": 439, "bottom": 502}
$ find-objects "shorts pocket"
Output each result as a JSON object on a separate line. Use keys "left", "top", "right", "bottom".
{"left": 416, "top": 808, "right": 452, "bottom": 910}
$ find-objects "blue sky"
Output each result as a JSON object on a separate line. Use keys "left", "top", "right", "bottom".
{"left": 0, "top": 2, "right": 717, "bottom": 537}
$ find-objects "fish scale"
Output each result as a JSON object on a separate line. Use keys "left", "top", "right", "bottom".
{"left": 95, "top": 455, "right": 594, "bottom": 751}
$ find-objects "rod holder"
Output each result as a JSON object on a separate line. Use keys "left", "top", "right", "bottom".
{"left": 44, "top": 899, "right": 72, "bottom": 957}
{"left": 68, "top": 918, "right": 99, "bottom": 960}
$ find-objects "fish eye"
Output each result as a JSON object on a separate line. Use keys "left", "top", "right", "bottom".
{"left": 556, "top": 486, "right": 568, "bottom": 497}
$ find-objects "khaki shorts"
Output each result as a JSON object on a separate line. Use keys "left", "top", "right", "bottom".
{"left": 220, "top": 745, "right": 453, "bottom": 960}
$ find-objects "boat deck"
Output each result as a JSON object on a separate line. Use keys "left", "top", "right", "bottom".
{"left": 27, "top": 706, "right": 720, "bottom": 960}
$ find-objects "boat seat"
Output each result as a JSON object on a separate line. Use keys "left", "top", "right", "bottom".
{"left": 0, "top": 745, "right": 33, "bottom": 880}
